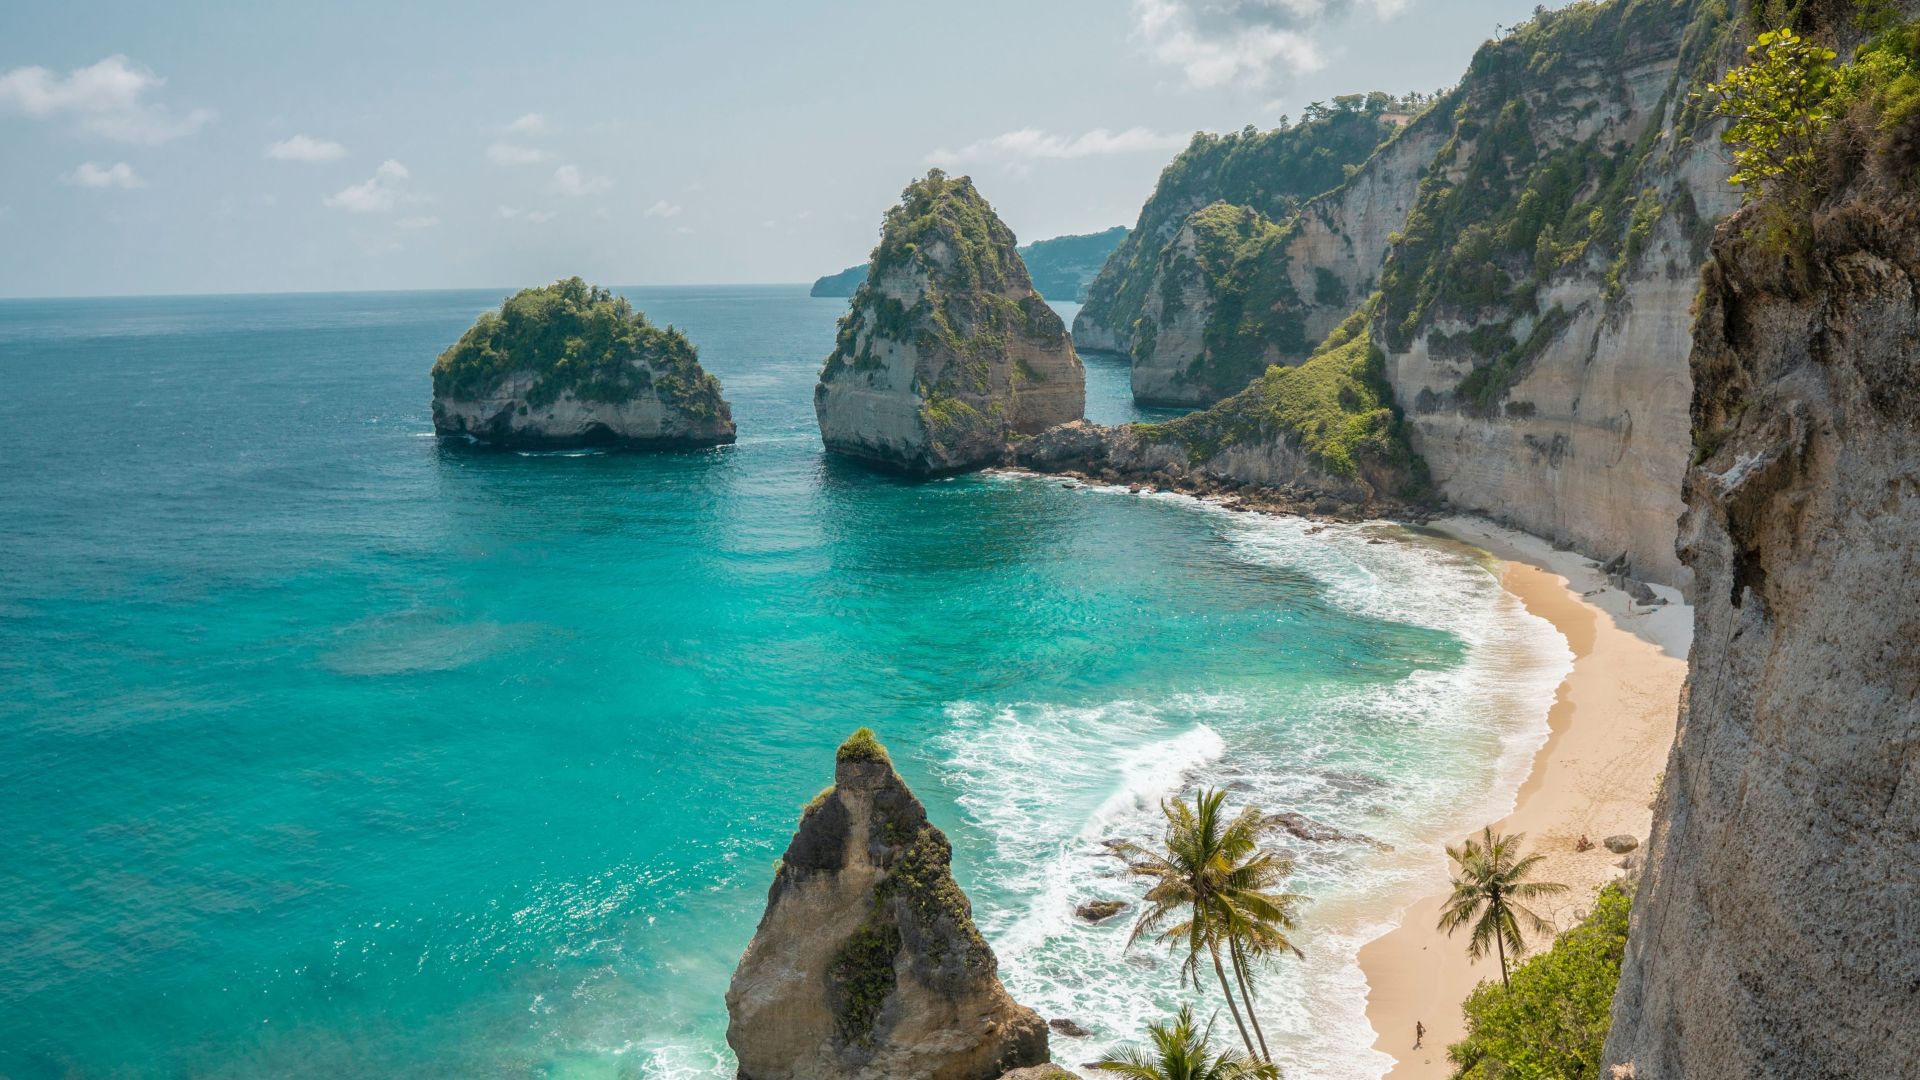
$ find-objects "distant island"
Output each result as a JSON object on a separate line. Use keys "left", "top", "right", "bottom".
{"left": 431, "top": 277, "right": 735, "bottom": 449}
{"left": 809, "top": 225, "right": 1128, "bottom": 302}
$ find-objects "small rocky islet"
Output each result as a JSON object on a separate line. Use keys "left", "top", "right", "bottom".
{"left": 813, "top": 170, "right": 1086, "bottom": 475}
{"left": 430, "top": 276, "right": 735, "bottom": 450}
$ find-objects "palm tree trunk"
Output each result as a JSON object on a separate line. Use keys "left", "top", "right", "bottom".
{"left": 1208, "top": 940, "right": 1259, "bottom": 1058}
{"left": 1228, "top": 938, "right": 1273, "bottom": 1062}
{"left": 1495, "top": 917, "right": 1509, "bottom": 988}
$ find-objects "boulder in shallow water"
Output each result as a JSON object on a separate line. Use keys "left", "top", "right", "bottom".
{"left": 726, "top": 729, "right": 1048, "bottom": 1080}
{"left": 1073, "top": 899, "right": 1127, "bottom": 923}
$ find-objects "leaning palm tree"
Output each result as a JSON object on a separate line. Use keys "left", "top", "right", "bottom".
{"left": 1110, "top": 789, "right": 1306, "bottom": 1062}
{"left": 1096, "top": 1005, "right": 1280, "bottom": 1080}
{"left": 1436, "top": 826, "right": 1568, "bottom": 987}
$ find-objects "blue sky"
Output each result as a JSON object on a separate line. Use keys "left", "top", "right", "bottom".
{"left": 0, "top": 0, "right": 1545, "bottom": 297}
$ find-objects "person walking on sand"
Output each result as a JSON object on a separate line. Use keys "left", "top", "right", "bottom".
{"left": 1415, "top": 1020, "right": 1425, "bottom": 1049}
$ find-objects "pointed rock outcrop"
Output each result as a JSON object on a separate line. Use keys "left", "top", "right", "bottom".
{"left": 726, "top": 729, "right": 1048, "bottom": 1080}
{"left": 813, "top": 171, "right": 1084, "bottom": 475}
{"left": 431, "top": 277, "right": 735, "bottom": 449}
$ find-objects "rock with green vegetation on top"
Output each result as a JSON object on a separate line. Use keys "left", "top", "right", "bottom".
{"left": 810, "top": 226, "right": 1129, "bottom": 302}
{"left": 813, "top": 171, "right": 1084, "bottom": 475}
{"left": 725, "top": 728, "right": 1049, "bottom": 1080}
{"left": 430, "top": 277, "right": 734, "bottom": 449}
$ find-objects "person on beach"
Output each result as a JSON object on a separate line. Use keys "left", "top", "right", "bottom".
{"left": 1416, "top": 1021, "right": 1425, "bottom": 1049}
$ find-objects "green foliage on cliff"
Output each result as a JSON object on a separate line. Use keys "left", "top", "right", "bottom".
{"left": 1372, "top": 0, "right": 1728, "bottom": 409}
{"left": 1147, "top": 201, "right": 1312, "bottom": 401}
{"left": 1704, "top": 27, "right": 1840, "bottom": 204}
{"left": 1079, "top": 96, "right": 1416, "bottom": 349}
{"left": 810, "top": 226, "right": 1130, "bottom": 301}
{"left": 1135, "top": 298, "right": 1426, "bottom": 492}
{"left": 1446, "top": 883, "right": 1632, "bottom": 1080}
{"left": 837, "top": 727, "right": 890, "bottom": 766}
{"left": 820, "top": 171, "right": 1068, "bottom": 388}
{"left": 431, "top": 277, "right": 726, "bottom": 417}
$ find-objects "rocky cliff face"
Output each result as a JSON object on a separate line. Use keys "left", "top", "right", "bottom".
{"left": 814, "top": 172, "right": 1083, "bottom": 475}
{"left": 431, "top": 277, "right": 735, "bottom": 450}
{"left": 1017, "top": 303, "right": 1426, "bottom": 513}
{"left": 1118, "top": 105, "right": 1454, "bottom": 407}
{"left": 727, "top": 730, "right": 1049, "bottom": 1080}
{"left": 1604, "top": 72, "right": 1920, "bottom": 1080}
{"left": 1375, "top": 0, "right": 1736, "bottom": 587}
{"left": 1073, "top": 102, "right": 1406, "bottom": 359}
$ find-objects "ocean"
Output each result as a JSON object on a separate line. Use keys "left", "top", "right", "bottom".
{"left": 0, "top": 285, "right": 1569, "bottom": 1079}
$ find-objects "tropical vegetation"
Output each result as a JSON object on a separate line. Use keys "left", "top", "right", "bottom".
{"left": 1110, "top": 789, "right": 1306, "bottom": 1064}
{"left": 1447, "top": 883, "right": 1633, "bottom": 1080}
{"left": 1133, "top": 297, "right": 1427, "bottom": 495}
{"left": 1436, "top": 828, "right": 1568, "bottom": 988}
{"left": 1096, "top": 1005, "right": 1280, "bottom": 1080}
{"left": 430, "top": 277, "right": 726, "bottom": 419}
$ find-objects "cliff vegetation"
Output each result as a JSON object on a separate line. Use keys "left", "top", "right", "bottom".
{"left": 431, "top": 277, "right": 726, "bottom": 420}
{"left": 811, "top": 227, "right": 1128, "bottom": 302}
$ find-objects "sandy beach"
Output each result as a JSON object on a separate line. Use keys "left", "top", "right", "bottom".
{"left": 1360, "top": 518, "right": 1692, "bottom": 1078}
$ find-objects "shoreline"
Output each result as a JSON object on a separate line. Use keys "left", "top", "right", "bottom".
{"left": 1357, "top": 516, "right": 1690, "bottom": 1078}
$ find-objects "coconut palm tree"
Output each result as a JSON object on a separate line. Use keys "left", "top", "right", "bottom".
{"left": 1110, "top": 789, "right": 1306, "bottom": 1062}
{"left": 1436, "top": 827, "right": 1568, "bottom": 987}
{"left": 1095, "top": 1005, "right": 1280, "bottom": 1080}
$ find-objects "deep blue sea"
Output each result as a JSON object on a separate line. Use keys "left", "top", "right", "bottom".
{"left": 0, "top": 286, "right": 1568, "bottom": 1079}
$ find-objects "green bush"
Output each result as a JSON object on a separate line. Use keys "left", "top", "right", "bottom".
{"left": 1446, "top": 883, "right": 1632, "bottom": 1080}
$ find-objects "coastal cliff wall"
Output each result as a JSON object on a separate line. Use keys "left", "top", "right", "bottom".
{"left": 1604, "top": 52, "right": 1920, "bottom": 1080}
{"left": 1376, "top": 0, "right": 1736, "bottom": 588}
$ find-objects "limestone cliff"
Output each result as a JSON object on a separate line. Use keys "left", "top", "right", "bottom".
{"left": 1375, "top": 0, "right": 1737, "bottom": 587}
{"left": 727, "top": 729, "right": 1048, "bottom": 1080}
{"left": 1073, "top": 101, "right": 1409, "bottom": 359}
{"left": 430, "top": 277, "right": 735, "bottom": 449}
{"left": 1604, "top": 30, "right": 1920, "bottom": 1079}
{"left": 1017, "top": 302, "right": 1427, "bottom": 513}
{"left": 814, "top": 171, "right": 1083, "bottom": 475}
{"left": 1118, "top": 102, "right": 1453, "bottom": 406}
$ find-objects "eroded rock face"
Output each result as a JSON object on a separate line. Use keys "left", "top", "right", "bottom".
{"left": 813, "top": 172, "right": 1083, "bottom": 475}
{"left": 431, "top": 277, "right": 735, "bottom": 450}
{"left": 1603, "top": 185, "right": 1920, "bottom": 1078}
{"left": 726, "top": 730, "right": 1048, "bottom": 1080}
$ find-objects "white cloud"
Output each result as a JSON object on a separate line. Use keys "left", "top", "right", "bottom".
{"left": 486, "top": 142, "right": 550, "bottom": 165}
{"left": 503, "top": 112, "right": 547, "bottom": 135}
{"left": 673, "top": 225, "right": 694, "bottom": 235}
{"left": 324, "top": 159, "right": 413, "bottom": 213}
{"left": 644, "top": 199, "right": 682, "bottom": 218}
{"left": 0, "top": 55, "right": 211, "bottom": 143}
{"left": 65, "top": 161, "right": 144, "bottom": 189}
{"left": 265, "top": 134, "right": 346, "bottom": 161}
{"left": 396, "top": 215, "right": 440, "bottom": 229}
{"left": 550, "top": 164, "right": 611, "bottom": 197}
{"left": 929, "top": 126, "right": 1192, "bottom": 168}
{"left": 496, "top": 205, "right": 555, "bottom": 224}
{"left": 1128, "top": 0, "right": 1402, "bottom": 89}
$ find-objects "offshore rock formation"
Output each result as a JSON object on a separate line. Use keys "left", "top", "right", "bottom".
{"left": 1375, "top": 0, "right": 1737, "bottom": 587}
{"left": 431, "top": 277, "right": 734, "bottom": 449}
{"left": 726, "top": 729, "right": 1049, "bottom": 1080}
{"left": 1603, "top": 109, "right": 1920, "bottom": 1080}
{"left": 814, "top": 171, "right": 1084, "bottom": 475}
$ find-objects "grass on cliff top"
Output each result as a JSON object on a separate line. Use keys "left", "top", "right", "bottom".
{"left": 1134, "top": 297, "right": 1426, "bottom": 493}
{"left": 870, "top": 169, "right": 1021, "bottom": 295}
{"left": 837, "top": 728, "right": 891, "bottom": 766}
{"left": 431, "top": 277, "right": 725, "bottom": 415}
{"left": 1448, "top": 882, "right": 1631, "bottom": 1080}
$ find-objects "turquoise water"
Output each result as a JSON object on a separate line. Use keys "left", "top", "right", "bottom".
{"left": 0, "top": 287, "right": 1567, "bottom": 1079}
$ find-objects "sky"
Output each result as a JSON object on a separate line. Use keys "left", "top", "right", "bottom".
{"left": 0, "top": 0, "right": 1548, "bottom": 297}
